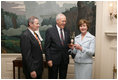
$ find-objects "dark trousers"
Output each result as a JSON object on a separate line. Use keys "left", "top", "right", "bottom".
{"left": 48, "top": 63, "right": 68, "bottom": 79}
{"left": 25, "top": 72, "right": 42, "bottom": 79}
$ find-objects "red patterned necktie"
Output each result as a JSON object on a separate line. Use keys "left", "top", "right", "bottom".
{"left": 60, "top": 29, "right": 64, "bottom": 45}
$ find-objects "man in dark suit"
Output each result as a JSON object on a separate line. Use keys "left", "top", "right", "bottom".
{"left": 20, "top": 16, "right": 43, "bottom": 79}
{"left": 45, "top": 14, "right": 71, "bottom": 79}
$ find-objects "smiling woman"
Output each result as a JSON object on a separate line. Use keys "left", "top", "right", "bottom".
{"left": 69, "top": 19, "right": 95, "bottom": 79}
{"left": 78, "top": 19, "right": 90, "bottom": 37}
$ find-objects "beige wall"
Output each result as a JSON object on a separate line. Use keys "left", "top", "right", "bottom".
{"left": 1, "top": 54, "right": 95, "bottom": 79}
{"left": 94, "top": 1, "right": 117, "bottom": 79}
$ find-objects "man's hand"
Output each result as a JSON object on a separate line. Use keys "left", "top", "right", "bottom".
{"left": 30, "top": 71, "right": 37, "bottom": 78}
{"left": 68, "top": 43, "right": 74, "bottom": 49}
{"left": 48, "top": 60, "right": 53, "bottom": 67}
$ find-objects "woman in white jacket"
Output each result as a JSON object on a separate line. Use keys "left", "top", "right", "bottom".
{"left": 69, "top": 19, "right": 95, "bottom": 79}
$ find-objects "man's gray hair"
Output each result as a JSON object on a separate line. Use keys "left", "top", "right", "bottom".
{"left": 28, "top": 16, "right": 38, "bottom": 26}
{"left": 56, "top": 13, "right": 66, "bottom": 21}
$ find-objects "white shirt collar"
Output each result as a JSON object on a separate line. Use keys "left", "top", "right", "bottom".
{"left": 56, "top": 25, "right": 61, "bottom": 31}
{"left": 28, "top": 28, "right": 34, "bottom": 36}
{"left": 35, "top": 29, "right": 43, "bottom": 41}
{"left": 28, "top": 28, "right": 43, "bottom": 41}
{"left": 56, "top": 25, "right": 65, "bottom": 40}
{"left": 56, "top": 25, "right": 64, "bottom": 31}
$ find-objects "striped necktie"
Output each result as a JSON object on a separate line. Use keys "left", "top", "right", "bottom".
{"left": 34, "top": 32, "right": 42, "bottom": 50}
{"left": 60, "top": 29, "right": 64, "bottom": 45}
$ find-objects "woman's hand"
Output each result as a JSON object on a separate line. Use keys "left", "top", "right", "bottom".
{"left": 74, "top": 44, "right": 82, "bottom": 51}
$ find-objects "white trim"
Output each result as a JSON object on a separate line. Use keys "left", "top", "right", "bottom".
{"left": 105, "top": 31, "right": 117, "bottom": 37}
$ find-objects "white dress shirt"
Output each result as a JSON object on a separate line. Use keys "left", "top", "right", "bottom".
{"left": 28, "top": 28, "right": 43, "bottom": 41}
{"left": 56, "top": 25, "right": 65, "bottom": 40}
{"left": 35, "top": 28, "right": 43, "bottom": 41}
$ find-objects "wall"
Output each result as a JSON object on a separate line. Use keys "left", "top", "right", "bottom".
{"left": 94, "top": 1, "right": 117, "bottom": 79}
{"left": 1, "top": 54, "right": 95, "bottom": 79}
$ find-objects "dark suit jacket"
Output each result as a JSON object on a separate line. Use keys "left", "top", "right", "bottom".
{"left": 45, "top": 26, "right": 71, "bottom": 65}
{"left": 20, "top": 29, "right": 43, "bottom": 76}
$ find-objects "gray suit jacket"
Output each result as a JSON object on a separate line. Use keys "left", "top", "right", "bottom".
{"left": 72, "top": 32, "right": 95, "bottom": 63}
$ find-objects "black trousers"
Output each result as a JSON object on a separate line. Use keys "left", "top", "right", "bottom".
{"left": 48, "top": 62, "right": 68, "bottom": 79}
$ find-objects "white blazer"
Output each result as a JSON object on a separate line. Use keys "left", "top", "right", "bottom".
{"left": 72, "top": 32, "right": 95, "bottom": 63}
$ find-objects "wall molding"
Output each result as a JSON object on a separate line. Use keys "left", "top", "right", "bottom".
{"left": 105, "top": 31, "right": 117, "bottom": 37}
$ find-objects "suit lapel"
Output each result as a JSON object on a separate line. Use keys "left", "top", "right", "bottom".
{"left": 27, "top": 29, "right": 39, "bottom": 44}
{"left": 81, "top": 32, "right": 90, "bottom": 44}
{"left": 64, "top": 28, "right": 67, "bottom": 45}
{"left": 54, "top": 26, "right": 62, "bottom": 45}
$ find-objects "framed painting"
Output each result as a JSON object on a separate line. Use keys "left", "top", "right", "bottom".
{"left": 1, "top": 1, "right": 96, "bottom": 53}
